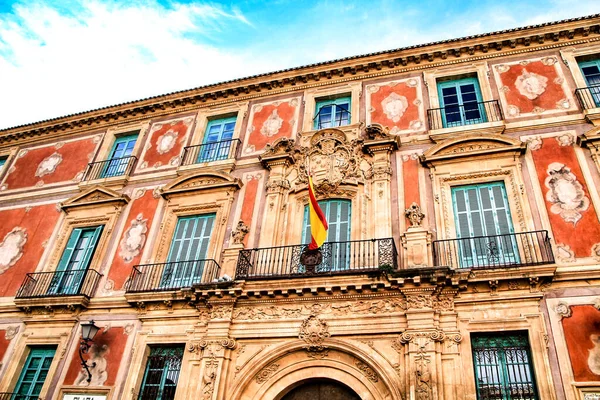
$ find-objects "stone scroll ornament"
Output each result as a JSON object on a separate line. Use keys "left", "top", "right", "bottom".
{"left": 405, "top": 203, "right": 425, "bottom": 227}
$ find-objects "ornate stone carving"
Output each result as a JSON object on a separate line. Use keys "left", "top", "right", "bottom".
{"left": 299, "top": 315, "right": 330, "bottom": 358}
{"left": 405, "top": 203, "right": 425, "bottom": 227}
{"left": 365, "top": 123, "right": 390, "bottom": 140}
{"left": 555, "top": 302, "right": 572, "bottom": 319}
{"left": 119, "top": 213, "right": 148, "bottom": 262}
{"left": 0, "top": 227, "right": 27, "bottom": 274}
{"left": 415, "top": 346, "right": 432, "bottom": 400}
{"left": 355, "top": 360, "right": 379, "bottom": 383}
{"left": 406, "top": 294, "right": 433, "bottom": 309}
{"left": 231, "top": 221, "right": 249, "bottom": 245}
{"left": 202, "top": 359, "right": 218, "bottom": 400}
{"left": 261, "top": 137, "right": 296, "bottom": 159}
{"left": 545, "top": 162, "right": 590, "bottom": 225}
{"left": 5, "top": 325, "right": 19, "bottom": 340}
{"left": 255, "top": 362, "right": 280, "bottom": 383}
{"left": 210, "top": 305, "right": 233, "bottom": 320}
{"left": 36, "top": 152, "right": 62, "bottom": 177}
{"left": 515, "top": 69, "right": 548, "bottom": 100}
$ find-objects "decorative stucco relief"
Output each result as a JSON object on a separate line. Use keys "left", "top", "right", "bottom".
{"left": 255, "top": 362, "right": 280, "bottom": 384}
{"left": 156, "top": 129, "right": 179, "bottom": 155}
{"left": 36, "top": 152, "right": 63, "bottom": 177}
{"left": 0, "top": 227, "right": 27, "bottom": 274}
{"left": 515, "top": 69, "right": 548, "bottom": 100}
{"left": 260, "top": 109, "right": 283, "bottom": 137}
{"left": 119, "top": 213, "right": 148, "bottom": 263}
{"left": 299, "top": 314, "right": 330, "bottom": 358}
{"left": 381, "top": 92, "right": 409, "bottom": 122}
{"left": 74, "top": 344, "right": 109, "bottom": 386}
{"left": 545, "top": 162, "right": 590, "bottom": 225}
{"left": 5, "top": 325, "right": 20, "bottom": 340}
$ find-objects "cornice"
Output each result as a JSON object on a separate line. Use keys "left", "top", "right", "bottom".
{"left": 1, "top": 16, "right": 600, "bottom": 145}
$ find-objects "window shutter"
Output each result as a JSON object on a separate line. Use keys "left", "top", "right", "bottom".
{"left": 56, "top": 229, "right": 83, "bottom": 272}
{"left": 193, "top": 215, "right": 215, "bottom": 261}
{"left": 16, "top": 346, "right": 56, "bottom": 397}
{"left": 78, "top": 225, "right": 104, "bottom": 271}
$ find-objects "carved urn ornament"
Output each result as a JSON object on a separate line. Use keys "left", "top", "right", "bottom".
{"left": 405, "top": 202, "right": 425, "bottom": 227}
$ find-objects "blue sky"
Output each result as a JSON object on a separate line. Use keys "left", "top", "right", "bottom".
{"left": 0, "top": 0, "right": 598, "bottom": 129}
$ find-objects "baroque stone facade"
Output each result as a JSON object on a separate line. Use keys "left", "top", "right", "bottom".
{"left": 1, "top": 14, "right": 600, "bottom": 400}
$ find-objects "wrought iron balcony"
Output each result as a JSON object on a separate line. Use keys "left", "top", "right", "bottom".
{"left": 15, "top": 269, "right": 102, "bottom": 299}
{"left": 82, "top": 156, "right": 137, "bottom": 181}
{"left": 427, "top": 100, "right": 503, "bottom": 130}
{"left": 181, "top": 139, "right": 240, "bottom": 166}
{"left": 235, "top": 238, "right": 398, "bottom": 280}
{"left": 0, "top": 394, "right": 41, "bottom": 400}
{"left": 575, "top": 85, "right": 600, "bottom": 109}
{"left": 432, "top": 230, "right": 554, "bottom": 269}
{"left": 126, "top": 259, "right": 221, "bottom": 293}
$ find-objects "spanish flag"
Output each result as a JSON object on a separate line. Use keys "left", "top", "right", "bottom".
{"left": 307, "top": 173, "right": 328, "bottom": 250}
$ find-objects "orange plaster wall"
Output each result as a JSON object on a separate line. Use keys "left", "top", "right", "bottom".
{"left": 0, "top": 330, "right": 10, "bottom": 363}
{"left": 561, "top": 305, "right": 600, "bottom": 382}
{"left": 530, "top": 138, "right": 600, "bottom": 257}
{"left": 64, "top": 326, "right": 127, "bottom": 386}
{"left": 369, "top": 82, "right": 420, "bottom": 132}
{"left": 3, "top": 136, "right": 99, "bottom": 190}
{"left": 402, "top": 155, "right": 420, "bottom": 210}
{"left": 0, "top": 204, "right": 60, "bottom": 297}
{"left": 239, "top": 177, "right": 260, "bottom": 246}
{"left": 247, "top": 101, "right": 297, "bottom": 153}
{"left": 138, "top": 119, "right": 192, "bottom": 170}
{"left": 108, "top": 190, "right": 160, "bottom": 290}
{"left": 496, "top": 59, "right": 569, "bottom": 115}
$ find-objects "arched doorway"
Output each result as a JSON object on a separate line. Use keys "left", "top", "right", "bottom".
{"left": 280, "top": 379, "right": 361, "bottom": 400}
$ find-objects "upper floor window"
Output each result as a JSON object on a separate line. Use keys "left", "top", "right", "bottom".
{"left": 451, "top": 182, "right": 518, "bottom": 268}
{"left": 101, "top": 133, "right": 138, "bottom": 178}
{"left": 578, "top": 59, "right": 600, "bottom": 107}
{"left": 198, "top": 116, "right": 236, "bottom": 163}
{"left": 160, "top": 214, "right": 215, "bottom": 289}
{"left": 437, "top": 77, "right": 486, "bottom": 128}
{"left": 0, "top": 156, "right": 6, "bottom": 171}
{"left": 471, "top": 332, "right": 538, "bottom": 400}
{"left": 314, "top": 96, "right": 351, "bottom": 130}
{"left": 49, "top": 225, "right": 103, "bottom": 295}
{"left": 14, "top": 346, "right": 56, "bottom": 398}
{"left": 138, "top": 345, "right": 184, "bottom": 400}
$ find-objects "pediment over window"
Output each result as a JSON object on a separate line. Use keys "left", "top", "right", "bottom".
{"left": 60, "top": 186, "right": 130, "bottom": 212}
{"left": 420, "top": 134, "right": 526, "bottom": 167}
{"left": 578, "top": 126, "right": 600, "bottom": 149}
{"left": 161, "top": 170, "right": 242, "bottom": 198}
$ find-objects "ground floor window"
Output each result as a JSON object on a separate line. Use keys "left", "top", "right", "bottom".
{"left": 138, "top": 345, "right": 184, "bottom": 400}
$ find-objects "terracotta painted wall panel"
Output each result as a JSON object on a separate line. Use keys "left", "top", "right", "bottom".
{"left": 493, "top": 56, "right": 575, "bottom": 118}
{"left": 530, "top": 137, "right": 600, "bottom": 258}
{"left": 64, "top": 326, "right": 127, "bottom": 387}
{"left": 239, "top": 176, "right": 260, "bottom": 247}
{"left": 108, "top": 189, "right": 161, "bottom": 290}
{"left": 366, "top": 78, "right": 425, "bottom": 135}
{"left": 0, "top": 330, "right": 10, "bottom": 364}
{"left": 0, "top": 204, "right": 61, "bottom": 297}
{"left": 402, "top": 154, "right": 421, "bottom": 210}
{"left": 137, "top": 117, "right": 194, "bottom": 171}
{"left": 1, "top": 136, "right": 100, "bottom": 191}
{"left": 242, "top": 98, "right": 300, "bottom": 156}
{"left": 561, "top": 305, "right": 600, "bottom": 382}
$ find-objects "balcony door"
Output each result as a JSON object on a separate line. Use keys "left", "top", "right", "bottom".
{"left": 102, "top": 134, "right": 137, "bottom": 178}
{"left": 302, "top": 199, "right": 351, "bottom": 271}
{"left": 579, "top": 59, "right": 600, "bottom": 107}
{"left": 160, "top": 214, "right": 215, "bottom": 288}
{"left": 15, "top": 346, "right": 56, "bottom": 398}
{"left": 437, "top": 77, "right": 486, "bottom": 127}
{"left": 451, "top": 182, "right": 519, "bottom": 268}
{"left": 198, "top": 117, "right": 236, "bottom": 163}
{"left": 313, "top": 96, "right": 351, "bottom": 129}
{"left": 49, "top": 226, "right": 103, "bottom": 295}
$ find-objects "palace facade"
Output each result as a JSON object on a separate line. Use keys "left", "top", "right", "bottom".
{"left": 1, "top": 13, "right": 600, "bottom": 400}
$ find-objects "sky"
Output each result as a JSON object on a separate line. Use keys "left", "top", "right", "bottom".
{"left": 0, "top": 0, "right": 599, "bottom": 129}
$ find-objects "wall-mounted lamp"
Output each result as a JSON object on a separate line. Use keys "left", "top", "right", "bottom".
{"left": 79, "top": 320, "right": 100, "bottom": 383}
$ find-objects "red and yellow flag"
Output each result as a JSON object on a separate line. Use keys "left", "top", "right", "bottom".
{"left": 307, "top": 173, "right": 328, "bottom": 250}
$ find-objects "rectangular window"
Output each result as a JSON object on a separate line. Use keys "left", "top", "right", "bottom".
{"left": 302, "top": 199, "right": 351, "bottom": 271}
{"left": 160, "top": 214, "right": 215, "bottom": 289}
{"left": 48, "top": 226, "right": 103, "bottom": 295}
{"left": 0, "top": 156, "right": 6, "bottom": 171}
{"left": 437, "top": 77, "right": 486, "bottom": 127}
{"left": 139, "top": 345, "right": 184, "bottom": 400}
{"left": 197, "top": 117, "right": 237, "bottom": 163}
{"left": 451, "top": 182, "right": 518, "bottom": 268}
{"left": 15, "top": 346, "right": 57, "bottom": 398}
{"left": 101, "top": 133, "right": 138, "bottom": 178}
{"left": 578, "top": 59, "right": 600, "bottom": 107}
{"left": 314, "top": 96, "right": 351, "bottom": 129}
{"left": 471, "top": 332, "right": 538, "bottom": 400}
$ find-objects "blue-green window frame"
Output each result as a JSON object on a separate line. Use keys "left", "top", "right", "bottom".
{"left": 138, "top": 345, "right": 184, "bottom": 400}
{"left": 471, "top": 331, "right": 539, "bottom": 400}
{"left": 314, "top": 96, "right": 351, "bottom": 129}
{"left": 101, "top": 133, "right": 138, "bottom": 178}
{"left": 451, "top": 182, "right": 519, "bottom": 268}
{"left": 578, "top": 59, "right": 600, "bottom": 107}
{"left": 197, "top": 116, "right": 237, "bottom": 163}
{"left": 437, "top": 77, "right": 486, "bottom": 128}
{"left": 0, "top": 156, "right": 6, "bottom": 172}
{"left": 160, "top": 214, "right": 215, "bottom": 288}
{"left": 48, "top": 226, "right": 103, "bottom": 296}
{"left": 15, "top": 346, "right": 57, "bottom": 398}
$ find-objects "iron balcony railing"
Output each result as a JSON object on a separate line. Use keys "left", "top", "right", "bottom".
{"left": 0, "top": 394, "right": 41, "bottom": 400}
{"left": 575, "top": 85, "right": 600, "bottom": 110}
{"left": 126, "top": 259, "right": 221, "bottom": 293}
{"left": 313, "top": 105, "right": 351, "bottom": 130}
{"left": 15, "top": 269, "right": 102, "bottom": 299}
{"left": 82, "top": 156, "right": 137, "bottom": 181}
{"left": 236, "top": 238, "right": 398, "bottom": 280}
{"left": 427, "top": 100, "right": 503, "bottom": 130}
{"left": 432, "top": 230, "right": 554, "bottom": 270}
{"left": 181, "top": 139, "right": 240, "bottom": 166}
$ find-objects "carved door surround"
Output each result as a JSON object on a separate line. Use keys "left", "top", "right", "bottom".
{"left": 420, "top": 134, "right": 533, "bottom": 240}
